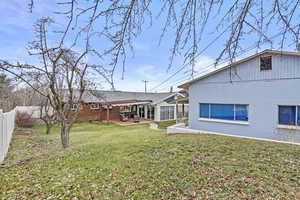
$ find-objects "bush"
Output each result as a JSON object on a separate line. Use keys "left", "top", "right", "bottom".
{"left": 15, "top": 111, "right": 37, "bottom": 128}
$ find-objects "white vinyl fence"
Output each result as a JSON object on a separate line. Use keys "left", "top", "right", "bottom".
{"left": 0, "top": 109, "right": 16, "bottom": 163}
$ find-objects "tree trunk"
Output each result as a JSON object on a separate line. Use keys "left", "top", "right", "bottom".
{"left": 45, "top": 122, "right": 52, "bottom": 135}
{"left": 60, "top": 122, "right": 70, "bottom": 148}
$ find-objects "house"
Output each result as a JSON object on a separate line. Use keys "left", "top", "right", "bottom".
{"left": 179, "top": 49, "right": 300, "bottom": 143}
{"left": 72, "top": 90, "right": 185, "bottom": 122}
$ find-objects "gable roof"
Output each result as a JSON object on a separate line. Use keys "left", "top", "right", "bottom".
{"left": 179, "top": 49, "right": 300, "bottom": 89}
{"left": 70, "top": 90, "right": 178, "bottom": 104}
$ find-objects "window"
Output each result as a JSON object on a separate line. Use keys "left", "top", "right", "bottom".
{"left": 235, "top": 105, "right": 248, "bottom": 121}
{"left": 211, "top": 104, "right": 234, "bottom": 120}
{"left": 120, "top": 106, "right": 131, "bottom": 113}
{"left": 132, "top": 105, "right": 137, "bottom": 112}
{"left": 278, "top": 106, "right": 300, "bottom": 126}
{"left": 160, "top": 106, "right": 175, "bottom": 121}
{"left": 71, "top": 104, "right": 79, "bottom": 111}
{"left": 260, "top": 56, "right": 272, "bottom": 71}
{"left": 200, "top": 104, "right": 209, "bottom": 118}
{"left": 298, "top": 106, "right": 300, "bottom": 126}
{"left": 199, "top": 103, "right": 248, "bottom": 121}
{"left": 90, "top": 103, "right": 99, "bottom": 109}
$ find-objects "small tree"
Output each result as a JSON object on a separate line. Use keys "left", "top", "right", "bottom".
{"left": 39, "top": 98, "right": 56, "bottom": 135}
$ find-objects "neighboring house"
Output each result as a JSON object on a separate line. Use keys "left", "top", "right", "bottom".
{"left": 179, "top": 49, "right": 300, "bottom": 143}
{"left": 72, "top": 90, "right": 185, "bottom": 122}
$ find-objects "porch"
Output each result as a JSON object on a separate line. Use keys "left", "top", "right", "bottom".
{"left": 111, "top": 101, "right": 155, "bottom": 122}
{"left": 104, "top": 119, "right": 153, "bottom": 126}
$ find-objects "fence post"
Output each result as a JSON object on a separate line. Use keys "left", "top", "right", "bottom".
{"left": 0, "top": 109, "right": 4, "bottom": 163}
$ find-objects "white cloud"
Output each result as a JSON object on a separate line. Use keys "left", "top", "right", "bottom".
{"left": 133, "top": 42, "right": 150, "bottom": 51}
{"left": 136, "top": 64, "right": 164, "bottom": 81}
{"left": 193, "top": 55, "right": 228, "bottom": 76}
{"left": 193, "top": 56, "right": 216, "bottom": 73}
{"left": 94, "top": 64, "right": 171, "bottom": 92}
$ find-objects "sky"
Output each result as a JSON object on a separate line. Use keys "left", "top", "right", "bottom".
{"left": 0, "top": 0, "right": 295, "bottom": 93}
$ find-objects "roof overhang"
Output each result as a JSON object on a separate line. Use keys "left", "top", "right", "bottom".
{"left": 152, "top": 92, "right": 185, "bottom": 105}
{"left": 168, "top": 97, "right": 189, "bottom": 104}
{"left": 179, "top": 49, "right": 300, "bottom": 89}
{"left": 112, "top": 102, "right": 151, "bottom": 106}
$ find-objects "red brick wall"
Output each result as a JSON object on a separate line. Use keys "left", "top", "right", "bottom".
{"left": 76, "top": 104, "right": 120, "bottom": 122}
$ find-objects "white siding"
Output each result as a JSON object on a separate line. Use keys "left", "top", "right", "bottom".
{"left": 200, "top": 54, "right": 300, "bottom": 84}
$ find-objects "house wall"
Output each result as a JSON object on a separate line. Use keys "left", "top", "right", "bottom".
{"left": 189, "top": 54, "right": 300, "bottom": 143}
{"left": 76, "top": 104, "right": 120, "bottom": 122}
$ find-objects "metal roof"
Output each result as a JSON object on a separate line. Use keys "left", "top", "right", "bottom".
{"left": 179, "top": 49, "right": 300, "bottom": 89}
{"left": 68, "top": 90, "right": 176, "bottom": 104}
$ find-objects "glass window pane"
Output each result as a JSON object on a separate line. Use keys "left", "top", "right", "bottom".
{"left": 200, "top": 104, "right": 209, "bottom": 118}
{"left": 298, "top": 106, "right": 300, "bottom": 126}
{"left": 160, "top": 106, "right": 175, "bottom": 120}
{"left": 160, "top": 106, "right": 166, "bottom": 120}
{"left": 169, "top": 107, "right": 174, "bottom": 120}
{"left": 165, "top": 107, "right": 168, "bottom": 120}
{"left": 279, "top": 106, "right": 296, "bottom": 125}
{"left": 235, "top": 105, "right": 248, "bottom": 121}
{"left": 211, "top": 104, "right": 234, "bottom": 120}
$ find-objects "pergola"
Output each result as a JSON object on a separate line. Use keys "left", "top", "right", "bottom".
{"left": 169, "top": 97, "right": 189, "bottom": 123}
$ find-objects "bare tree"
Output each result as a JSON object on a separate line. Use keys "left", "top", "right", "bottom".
{"left": 27, "top": 0, "right": 300, "bottom": 75}
{"left": 0, "top": 17, "right": 110, "bottom": 148}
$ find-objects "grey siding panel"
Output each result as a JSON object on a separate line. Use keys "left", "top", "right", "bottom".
{"left": 200, "top": 55, "right": 300, "bottom": 84}
{"left": 189, "top": 54, "right": 300, "bottom": 143}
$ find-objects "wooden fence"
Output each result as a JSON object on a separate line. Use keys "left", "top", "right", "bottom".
{"left": 0, "top": 109, "right": 16, "bottom": 163}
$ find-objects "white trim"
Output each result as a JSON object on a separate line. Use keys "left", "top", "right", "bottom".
{"left": 277, "top": 124, "right": 300, "bottom": 130}
{"left": 167, "top": 125, "right": 300, "bottom": 146}
{"left": 198, "top": 118, "right": 249, "bottom": 125}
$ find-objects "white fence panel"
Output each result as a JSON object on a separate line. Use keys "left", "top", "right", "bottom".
{"left": 0, "top": 109, "right": 16, "bottom": 163}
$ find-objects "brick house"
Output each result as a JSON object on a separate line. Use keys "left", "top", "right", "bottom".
{"left": 72, "top": 90, "right": 186, "bottom": 122}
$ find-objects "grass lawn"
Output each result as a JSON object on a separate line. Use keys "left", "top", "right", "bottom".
{"left": 156, "top": 120, "right": 176, "bottom": 129}
{"left": 1, "top": 123, "right": 300, "bottom": 199}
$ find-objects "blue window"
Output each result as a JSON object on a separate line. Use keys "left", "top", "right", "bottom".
{"left": 279, "top": 106, "right": 296, "bottom": 125}
{"left": 200, "top": 103, "right": 209, "bottom": 118}
{"left": 199, "top": 103, "right": 248, "bottom": 121}
{"left": 235, "top": 105, "right": 248, "bottom": 121}
{"left": 298, "top": 106, "right": 300, "bottom": 126}
{"left": 211, "top": 104, "right": 234, "bottom": 120}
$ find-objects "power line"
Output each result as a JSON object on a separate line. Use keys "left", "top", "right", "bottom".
{"left": 151, "top": 28, "right": 291, "bottom": 92}
{"left": 149, "top": 26, "right": 231, "bottom": 92}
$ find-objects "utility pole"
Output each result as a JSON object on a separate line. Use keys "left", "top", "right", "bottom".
{"left": 142, "top": 80, "right": 148, "bottom": 93}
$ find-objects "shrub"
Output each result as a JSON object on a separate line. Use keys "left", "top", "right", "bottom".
{"left": 15, "top": 111, "right": 37, "bottom": 128}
